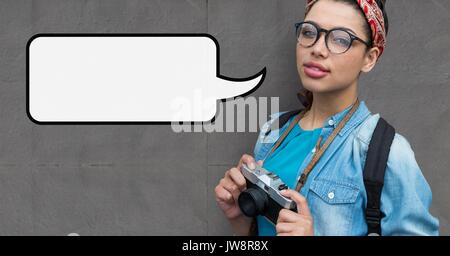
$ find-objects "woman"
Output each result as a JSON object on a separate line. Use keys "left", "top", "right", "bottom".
{"left": 214, "top": 0, "right": 439, "bottom": 236}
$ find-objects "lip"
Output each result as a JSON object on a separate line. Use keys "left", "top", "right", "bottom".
{"left": 303, "top": 61, "right": 330, "bottom": 79}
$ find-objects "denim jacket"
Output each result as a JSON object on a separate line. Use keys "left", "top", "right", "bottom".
{"left": 253, "top": 101, "right": 439, "bottom": 236}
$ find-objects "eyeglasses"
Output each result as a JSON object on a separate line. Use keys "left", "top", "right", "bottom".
{"left": 295, "top": 21, "right": 370, "bottom": 54}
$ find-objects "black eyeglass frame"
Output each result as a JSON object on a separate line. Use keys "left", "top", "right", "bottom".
{"left": 295, "top": 21, "right": 371, "bottom": 54}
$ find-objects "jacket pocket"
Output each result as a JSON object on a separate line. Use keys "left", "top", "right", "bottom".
{"left": 307, "top": 179, "right": 360, "bottom": 235}
{"left": 309, "top": 179, "right": 359, "bottom": 204}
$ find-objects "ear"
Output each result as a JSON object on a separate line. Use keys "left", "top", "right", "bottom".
{"left": 361, "top": 47, "right": 380, "bottom": 73}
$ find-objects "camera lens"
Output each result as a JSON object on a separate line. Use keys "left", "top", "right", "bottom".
{"left": 238, "top": 188, "right": 268, "bottom": 217}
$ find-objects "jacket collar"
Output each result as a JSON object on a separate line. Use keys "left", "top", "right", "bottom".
{"left": 265, "top": 100, "right": 371, "bottom": 140}
{"left": 322, "top": 100, "right": 371, "bottom": 137}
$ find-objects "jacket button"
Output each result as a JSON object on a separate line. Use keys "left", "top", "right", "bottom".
{"left": 328, "top": 119, "right": 335, "bottom": 126}
{"left": 328, "top": 191, "right": 335, "bottom": 200}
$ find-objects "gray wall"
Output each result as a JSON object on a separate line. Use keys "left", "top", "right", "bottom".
{"left": 0, "top": 0, "right": 449, "bottom": 235}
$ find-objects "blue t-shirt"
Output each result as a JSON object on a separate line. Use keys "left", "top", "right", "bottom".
{"left": 257, "top": 116, "right": 323, "bottom": 236}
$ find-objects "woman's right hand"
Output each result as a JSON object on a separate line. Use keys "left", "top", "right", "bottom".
{"left": 214, "top": 154, "right": 264, "bottom": 220}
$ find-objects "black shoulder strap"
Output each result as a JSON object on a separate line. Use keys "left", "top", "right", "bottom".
{"left": 264, "top": 109, "right": 303, "bottom": 136}
{"left": 363, "top": 117, "right": 395, "bottom": 236}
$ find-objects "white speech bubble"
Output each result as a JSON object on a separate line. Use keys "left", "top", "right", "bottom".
{"left": 27, "top": 34, "right": 266, "bottom": 123}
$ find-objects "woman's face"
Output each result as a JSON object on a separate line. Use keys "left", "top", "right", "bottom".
{"left": 297, "top": 0, "right": 376, "bottom": 94}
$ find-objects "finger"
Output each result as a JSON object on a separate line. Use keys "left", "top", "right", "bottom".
{"left": 277, "top": 232, "right": 290, "bottom": 236}
{"left": 238, "top": 154, "right": 256, "bottom": 170}
{"left": 281, "top": 189, "right": 312, "bottom": 217}
{"left": 257, "top": 160, "right": 264, "bottom": 167}
{"left": 276, "top": 222, "right": 294, "bottom": 234}
{"left": 228, "top": 167, "right": 247, "bottom": 191}
{"left": 277, "top": 209, "right": 303, "bottom": 223}
{"left": 221, "top": 177, "right": 241, "bottom": 202}
{"left": 214, "top": 185, "right": 233, "bottom": 204}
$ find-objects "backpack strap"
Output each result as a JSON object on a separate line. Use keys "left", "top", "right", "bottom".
{"left": 264, "top": 109, "right": 304, "bottom": 137}
{"left": 363, "top": 117, "right": 395, "bottom": 236}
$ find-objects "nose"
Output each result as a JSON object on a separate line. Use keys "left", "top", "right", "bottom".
{"left": 311, "top": 32, "right": 329, "bottom": 58}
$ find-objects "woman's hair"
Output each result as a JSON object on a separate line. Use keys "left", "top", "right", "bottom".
{"left": 298, "top": 0, "right": 389, "bottom": 110}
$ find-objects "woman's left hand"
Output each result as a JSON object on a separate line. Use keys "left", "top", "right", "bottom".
{"left": 276, "top": 189, "right": 314, "bottom": 236}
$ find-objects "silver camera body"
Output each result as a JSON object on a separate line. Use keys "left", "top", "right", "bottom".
{"left": 238, "top": 164, "right": 297, "bottom": 225}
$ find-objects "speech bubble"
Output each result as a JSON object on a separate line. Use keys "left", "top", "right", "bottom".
{"left": 26, "top": 34, "right": 266, "bottom": 124}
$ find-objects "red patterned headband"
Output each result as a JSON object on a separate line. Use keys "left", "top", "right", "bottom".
{"left": 306, "top": 0, "right": 386, "bottom": 57}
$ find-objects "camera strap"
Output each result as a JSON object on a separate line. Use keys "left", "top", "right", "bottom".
{"left": 262, "top": 98, "right": 395, "bottom": 236}
{"left": 266, "top": 98, "right": 361, "bottom": 192}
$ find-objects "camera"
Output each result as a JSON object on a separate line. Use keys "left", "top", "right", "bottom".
{"left": 238, "top": 164, "right": 297, "bottom": 225}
